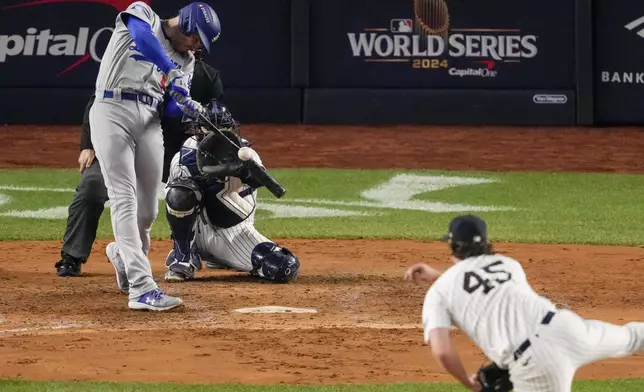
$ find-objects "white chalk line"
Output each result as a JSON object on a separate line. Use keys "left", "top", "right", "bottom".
{"left": 0, "top": 322, "right": 94, "bottom": 335}
{"left": 192, "top": 322, "right": 424, "bottom": 330}
{"left": 0, "top": 185, "right": 76, "bottom": 193}
{"left": 0, "top": 321, "right": 423, "bottom": 336}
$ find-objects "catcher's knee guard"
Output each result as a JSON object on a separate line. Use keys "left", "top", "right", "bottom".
{"left": 165, "top": 178, "right": 201, "bottom": 218}
{"left": 251, "top": 242, "right": 300, "bottom": 283}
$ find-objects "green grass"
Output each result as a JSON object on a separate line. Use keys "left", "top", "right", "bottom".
{"left": 1, "top": 379, "right": 643, "bottom": 392}
{"left": 0, "top": 168, "right": 643, "bottom": 245}
{"left": 1, "top": 168, "right": 643, "bottom": 388}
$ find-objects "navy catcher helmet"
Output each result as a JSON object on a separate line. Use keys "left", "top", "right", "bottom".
{"left": 182, "top": 100, "right": 239, "bottom": 135}
{"left": 178, "top": 2, "right": 221, "bottom": 53}
{"left": 251, "top": 242, "right": 300, "bottom": 283}
{"left": 206, "top": 100, "right": 239, "bottom": 131}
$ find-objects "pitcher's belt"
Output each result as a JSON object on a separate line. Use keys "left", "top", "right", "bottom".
{"left": 513, "top": 311, "right": 556, "bottom": 361}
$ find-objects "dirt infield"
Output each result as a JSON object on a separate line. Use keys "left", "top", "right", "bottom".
{"left": 0, "top": 124, "right": 643, "bottom": 385}
{"left": 2, "top": 124, "right": 644, "bottom": 172}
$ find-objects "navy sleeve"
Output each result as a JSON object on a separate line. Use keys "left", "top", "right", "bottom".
{"left": 125, "top": 15, "right": 176, "bottom": 74}
{"left": 79, "top": 93, "right": 95, "bottom": 150}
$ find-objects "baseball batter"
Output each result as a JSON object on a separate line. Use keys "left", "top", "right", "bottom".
{"left": 162, "top": 102, "right": 301, "bottom": 283}
{"left": 54, "top": 49, "right": 224, "bottom": 278}
{"left": 405, "top": 215, "right": 644, "bottom": 392}
{"left": 90, "top": 1, "right": 221, "bottom": 311}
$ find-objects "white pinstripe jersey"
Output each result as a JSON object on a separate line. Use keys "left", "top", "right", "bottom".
{"left": 422, "top": 254, "right": 556, "bottom": 366}
{"left": 95, "top": 1, "right": 195, "bottom": 101}
{"left": 169, "top": 136, "right": 260, "bottom": 229}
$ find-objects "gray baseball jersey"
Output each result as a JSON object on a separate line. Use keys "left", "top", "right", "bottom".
{"left": 91, "top": 1, "right": 195, "bottom": 303}
{"left": 95, "top": 1, "right": 195, "bottom": 101}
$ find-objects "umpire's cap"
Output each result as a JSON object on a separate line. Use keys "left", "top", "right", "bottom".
{"left": 441, "top": 215, "right": 488, "bottom": 244}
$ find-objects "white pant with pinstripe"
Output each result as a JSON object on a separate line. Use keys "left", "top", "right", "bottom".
{"left": 166, "top": 144, "right": 271, "bottom": 273}
{"left": 507, "top": 309, "right": 644, "bottom": 391}
{"left": 193, "top": 202, "right": 270, "bottom": 272}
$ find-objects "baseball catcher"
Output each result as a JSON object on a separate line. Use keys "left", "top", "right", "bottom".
{"left": 163, "top": 101, "right": 300, "bottom": 283}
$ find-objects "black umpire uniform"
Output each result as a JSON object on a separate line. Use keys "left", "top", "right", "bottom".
{"left": 55, "top": 54, "right": 224, "bottom": 277}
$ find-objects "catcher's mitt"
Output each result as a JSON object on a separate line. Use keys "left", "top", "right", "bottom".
{"left": 196, "top": 128, "right": 245, "bottom": 180}
{"left": 476, "top": 362, "right": 513, "bottom": 392}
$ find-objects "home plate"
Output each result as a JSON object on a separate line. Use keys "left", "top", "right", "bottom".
{"left": 234, "top": 306, "right": 318, "bottom": 314}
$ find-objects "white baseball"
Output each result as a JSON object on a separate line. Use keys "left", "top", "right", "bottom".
{"left": 238, "top": 147, "right": 253, "bottom": 161}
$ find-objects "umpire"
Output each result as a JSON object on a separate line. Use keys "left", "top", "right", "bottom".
{"left": 55, "top": 50, "right": 224, "bottom": 277}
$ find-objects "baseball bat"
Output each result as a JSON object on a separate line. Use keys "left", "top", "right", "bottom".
{"left": 196, "top": 111, "right": 287, "bottom": 199}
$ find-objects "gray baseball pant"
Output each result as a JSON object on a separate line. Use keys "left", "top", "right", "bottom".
{"left": 89, "top": 95, "right": 163, "bottom": 299}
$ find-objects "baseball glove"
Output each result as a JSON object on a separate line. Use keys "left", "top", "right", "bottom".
{"left": 476, "top": 362, "right": 513, "bottom": 392}
{"left": 196, "top": 128, "right": 245, "bottom": 179}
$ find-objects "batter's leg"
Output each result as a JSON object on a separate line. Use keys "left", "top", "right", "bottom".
{"left": 90, "top": 100, "right": 158, "bottom": 299}
{"left": 61, "top": 160, "right": 109, "bottom": 261}
{"left": 135, "top": 113, "right": 164, "bottom": 257}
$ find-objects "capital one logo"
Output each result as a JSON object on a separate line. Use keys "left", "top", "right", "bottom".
{"left": 0, "top": 0, "right": 151, "bottom": 76}
{"left": 625, "top": 15, "right": 644, "bottom": 37}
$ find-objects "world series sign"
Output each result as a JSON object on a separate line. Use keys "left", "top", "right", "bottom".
{"left": 309, "top": 0, "right": 574, "bottom": 89}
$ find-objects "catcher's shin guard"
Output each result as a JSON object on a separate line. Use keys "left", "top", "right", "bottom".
{"left": 165, "top": 178, "right": 201, "bottom": 262}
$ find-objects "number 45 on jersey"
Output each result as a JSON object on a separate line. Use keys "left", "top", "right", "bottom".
{"left": 464, "top": 260, "right": 512, "bottom": 295}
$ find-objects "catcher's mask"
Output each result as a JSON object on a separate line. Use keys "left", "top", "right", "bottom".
{"left": 182, "top": 100, "right": 240, "bottom": 136}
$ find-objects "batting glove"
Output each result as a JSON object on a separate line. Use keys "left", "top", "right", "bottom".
{"left": 178, "top": 99, "right": 206, "bottom": 119}
{"left": 167, "top": 68, "right": 190, "bottom": 104}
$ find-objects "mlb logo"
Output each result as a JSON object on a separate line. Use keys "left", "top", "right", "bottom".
{"left": 391, "top": 19, "right": 413, "bottom": 33}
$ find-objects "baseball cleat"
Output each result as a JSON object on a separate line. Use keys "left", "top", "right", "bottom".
{"left": 164, "top": 262, "right": 195, "bottom": 282}
{"left": 128, "top": 288, "right": 183, "bottom": 311}
{"left": 55, "top": 254, "right": 83, "bottom": 277}
{"left": 105, "top": 242, "right": 129, "bottom": 295}
{"left": 165, "top": 249, "right": 200, "bottom": 282}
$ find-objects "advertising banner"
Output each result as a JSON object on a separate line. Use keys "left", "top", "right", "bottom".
{"left": 594, "top": 0, "right": 644, "bottom": 124}
{"left": 157, "top": 0, "right": 291, "bottom": 87}
{"left": 0, "top": 0, "right": 134, "bottom": 87}
{"left": 0, "top": 0, "right": 290, "bottom": 88}
{"left": 309, "top": 0, "right": 575, "bottom": 89}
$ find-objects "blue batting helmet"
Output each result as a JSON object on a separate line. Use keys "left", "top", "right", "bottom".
{"left": 178, "top": 2, "right": 221, "bottom": 53}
